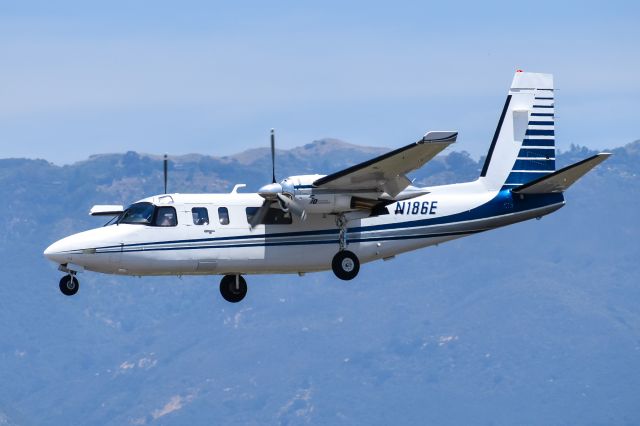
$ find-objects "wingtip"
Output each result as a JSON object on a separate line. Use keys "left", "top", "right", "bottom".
{"left": 421, "top": 131, "right": 458, "bottom": 143}
{"left": 591, "top": 152, "right": 612, "bottom": 163}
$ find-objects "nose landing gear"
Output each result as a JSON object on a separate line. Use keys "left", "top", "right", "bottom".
{"left": 59, "top": 274, "right": 79, "bottom": 296}
{"left": 219, "top": 274, "right": 247, "bottom": 303}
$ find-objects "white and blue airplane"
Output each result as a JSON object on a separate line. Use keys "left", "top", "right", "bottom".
{"left": 44, "top": 71, "right": 610, "bottom": 303}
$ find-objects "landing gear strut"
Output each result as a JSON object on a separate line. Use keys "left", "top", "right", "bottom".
{"left": 336, "top": 213, "right": 348, "bottom": 252}
{"left": 219, "top": 274, "right": 247, "bottom": 303}
{"left": 59, "top": 274, "right": 79, "bottom": 296}
{"left": 332, "top": 214, "right": 360, "bottom": 280}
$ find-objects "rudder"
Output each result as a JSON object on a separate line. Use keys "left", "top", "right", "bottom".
{"left": 480, "top": 71, "right": 556, "bottom": 191}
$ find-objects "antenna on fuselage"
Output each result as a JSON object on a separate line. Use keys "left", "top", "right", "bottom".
{"left": 163, "top": 154, "right": 168, "bottom": 194}
{"left": 270, "top": 129, "right": 276, "bottom": 184}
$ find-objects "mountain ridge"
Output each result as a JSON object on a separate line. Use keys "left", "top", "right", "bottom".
{"left": 5, "top": 137, "right": 637, "bottom": 181}
{"left": 0, "top": 137, "right": 638, "bottom": 425}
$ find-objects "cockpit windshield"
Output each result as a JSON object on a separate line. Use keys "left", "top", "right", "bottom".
{"left": 118, "top": 202, "right": 156, "bottom": 225}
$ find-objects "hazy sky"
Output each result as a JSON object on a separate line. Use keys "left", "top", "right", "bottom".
{"left": 1, "top": 0, "right": 639, "bottom": 164}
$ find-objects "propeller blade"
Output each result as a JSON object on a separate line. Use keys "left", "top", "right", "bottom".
{"left": 276, "top": 193, "right": 307, "bottom": 221}
{"left": 163, "top": 154, "right": 168, "bottom": 194}
{"left": 270, "top": 129, "right": 276, "bottom": 184}
{"left": 249, "top": 200, "right": 272, "bottom": 229}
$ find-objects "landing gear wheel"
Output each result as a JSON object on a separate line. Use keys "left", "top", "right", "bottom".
{"left": 59, "top": 275, "right": 79, "bottom": 296}
{"left": 332, "top": 250, "right": 360, "bottom": 281}
{"left": 219, "top": 275, "right": 247, "bottom": 303}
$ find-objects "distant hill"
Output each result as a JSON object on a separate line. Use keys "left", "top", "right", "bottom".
{"left": 0, "top": 139, "right": 638, "bottom": 425}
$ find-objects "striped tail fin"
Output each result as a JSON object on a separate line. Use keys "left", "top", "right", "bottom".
{"left": 479, "top": 71, "right": 556, "bottom": 191}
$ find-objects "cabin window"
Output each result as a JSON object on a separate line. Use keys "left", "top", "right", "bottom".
{"left": 155, "top": 206, "right": 178, "bottom": 227}
{"left": 218, "top": 207, "right": 230, "bottom": 225}
{"left": 192, "top": 207, "right": 209, "bottom": 225}
{"left": 119, "top": 202, "right": 155, "bottom": 225}
{"left": 245, "top": 207, "right": 293, "bottom": 225}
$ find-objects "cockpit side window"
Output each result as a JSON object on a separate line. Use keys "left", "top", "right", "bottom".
{"left": 155, "top": 206, "right": 178, "bottom": 227}
{"left": 119, "top": 202, "right": 155, "bottom": 225}
{"left": 192, "top": 207, "right": 209, "bottom": 225}
{"left": 218, "top": 207, "right": 230, "bottom": 225}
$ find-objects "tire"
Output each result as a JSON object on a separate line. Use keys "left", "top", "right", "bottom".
{"left": 59, "top": 275, "right": 79, "bottom": 296}
{"left": 332, "top": 250, "right": 360, "bottom": 281}
{"left": 219, "top": 275, "right": 248, "bottom": 303}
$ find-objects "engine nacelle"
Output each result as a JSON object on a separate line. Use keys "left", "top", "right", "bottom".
{"left": 292, "top": 193, "right": 353, "bottom": 214}
{"left": 279, "top": 175, "right": 350, "bottom": 214}
{"left": 280, "top": 174, "right": 381, "bottom": 214}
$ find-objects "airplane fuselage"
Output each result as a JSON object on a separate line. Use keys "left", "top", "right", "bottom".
{"left": 44, "top": 179, "right": 565, "bottom": 277}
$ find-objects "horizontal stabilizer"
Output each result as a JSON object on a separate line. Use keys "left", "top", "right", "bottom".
{"left": 512, "top": 153, "right": 611, "bottom": 194}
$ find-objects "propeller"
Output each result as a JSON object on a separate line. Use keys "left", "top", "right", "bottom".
{"left": 250, "top": 129, "right": 307, "bottom": 229}
{"left": 249, "top": 200, "right": 272, "bottom": 228}
{"left": 276, "top": 193, "right": 307, "bottom": 221}
{"left": 163, "top": 154, "right": 168, "bottom": 194}
{"left": 270, "top": 128, "right": 276, "bottom": 184}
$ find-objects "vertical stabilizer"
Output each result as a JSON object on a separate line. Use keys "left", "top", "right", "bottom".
{"left": 480, "top": 71, "right": 555, "bottom": 191}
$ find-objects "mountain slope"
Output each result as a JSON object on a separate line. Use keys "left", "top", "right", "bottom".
{"left": 0, "top": 139, "right": 638, "bottom": 425}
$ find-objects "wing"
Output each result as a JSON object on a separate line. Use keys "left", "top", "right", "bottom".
{"left": 312, "top": 131, "right": 457, "bottom": 197}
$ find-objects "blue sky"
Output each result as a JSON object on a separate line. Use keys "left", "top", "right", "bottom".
{"left": 1, "top": 0, "right": 639, "bottom": 164}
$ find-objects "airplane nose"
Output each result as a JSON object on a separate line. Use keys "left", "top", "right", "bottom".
{"left": 44, "top": 227, "right": 119, "bottom": 269}
{"left": 44, "top": 240, "right": 69, "bottom": 264}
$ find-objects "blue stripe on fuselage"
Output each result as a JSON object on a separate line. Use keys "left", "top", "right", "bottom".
{"left": 94, "top": 229, "right": 486, "bottom": 254}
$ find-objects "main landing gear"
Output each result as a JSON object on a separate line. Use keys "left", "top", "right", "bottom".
{"left": 331, "top": 213, "right": 360, "bottom": 281}
{"left": 219, "top": 274, "right": 248, "bottom": 303}
{"left": 332, "top": 250, "right": 360, "bottom": 280}
{"left": 59, "top": 273, "right": 79, "bottom": 296}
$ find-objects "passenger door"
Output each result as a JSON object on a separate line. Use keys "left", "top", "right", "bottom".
{"left": 182, "top": 205, "right": 218, "bottom": 272}
{"left": 214, "top": 205, "right": 265, "bottom": 260}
